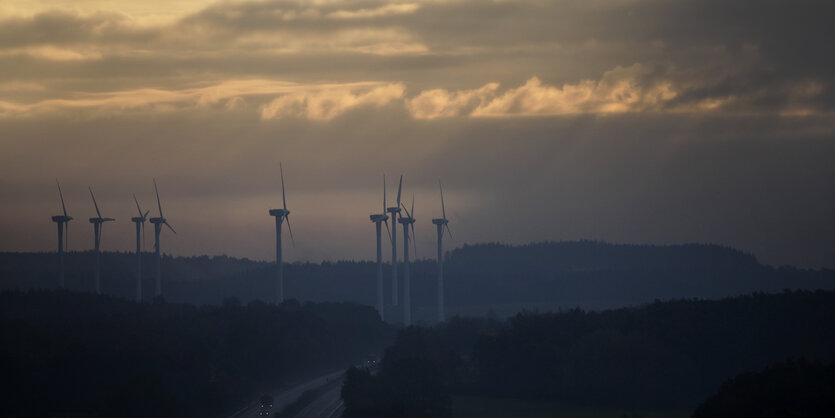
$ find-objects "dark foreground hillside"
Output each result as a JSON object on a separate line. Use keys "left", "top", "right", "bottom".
{"left": 692, "top": 359, "right": 835, "bottom": 418}
{"left": 2, "top": 242, "right": 833, "bottom": 321}
{"left": 342, "top": 290, "right": 835, "bottom": 417}
{"left": 0, "top": 290, "right": 394, "bottom": 418}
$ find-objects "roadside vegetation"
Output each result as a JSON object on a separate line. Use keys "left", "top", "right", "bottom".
{"left": 0, "top": 290, "right": 394, "bottom": 418}
{"left": 342, "top": 290, "right": 835, "bottom": 417}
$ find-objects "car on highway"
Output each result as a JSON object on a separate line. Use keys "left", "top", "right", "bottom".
{"left": 364, "top": 353, "right": 379, "bottom": 370}
{"left": 259, "top": 395, "right": 274, "bottom": 417}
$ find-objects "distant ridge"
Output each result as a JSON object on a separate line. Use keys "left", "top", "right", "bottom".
{"left": 1, "top": 241, "right": 832, "bottom": 321}
{"left": 450, "top": 241, "right": 760, "bottom": 273}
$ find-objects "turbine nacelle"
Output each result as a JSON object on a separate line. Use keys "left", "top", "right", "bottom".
{"left": 370, "top": 214, "right": 389, "bottom": 222}
{"left": 398, "top": 216, "right": 415, "bottom": 225}
{"left": 269, "top": 208, "right": 290, "bottom": 217}
{"left": 132, "top": 194, "right": 150, "bottom": 223}
{"left": 150, "top": 216, "right": 176, "bottom": 232}
{"left": 270, "top": 164, "right": 295, "bottom": 247}
{"left": 87, "top": 187, "right": 112, "bottom": 221}
{"left": 436, "top": 180, "right": 453, "bottom": 240}
{"left": 54, "top": 180, "right": 71, "bottom": 221}
{"left": 89, "top": 217, "right": 115, "bottom": 223}
{"left": 151, "top": 180, "right": 176, "bottom": 233}
{"left": 386, "top": 207, "right": 402, "bottom": 214}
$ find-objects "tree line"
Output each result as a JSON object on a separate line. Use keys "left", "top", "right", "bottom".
{"left": 2, "top": 242, "right": 832, "bottom": 316}
{"left": 341, "top": 289, "right": 835, "bottom": 417}
{"left": 0, "top": 290, "right": 394, "bottom": 418}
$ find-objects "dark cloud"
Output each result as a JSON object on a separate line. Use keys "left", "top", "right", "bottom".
{"left": 0, "top": 10, "right": 157, "bottom": 48}
{"left": 2, "top": 0, "right": 833, "bottom": 110}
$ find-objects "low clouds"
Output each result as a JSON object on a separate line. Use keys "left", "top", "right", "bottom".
{"left": 260, "top": 82, "right": 405, "bottom": 120}
{"left": 0, "top": 64, "right": 828, "bottom": 119}
{"left": 326, "top": 3, "right": 421, "bottom": 20}
{"left": 0, "top": 79, "right": 407, "bottom": 120}
{"left": 0, "top": 45, "right": 104, "bottom": 61}
{"left": 407, "top": 83, "right": 499, "bottom": 119}
{"left": 410, "top": 63, "right": 832, "bottom": 118}
{"left": 409, "top": 65, "right": 681, "bottom": 119}
{"left": 0, "top": 72, "right": 686, "bottom": 119}
{"left": 473, "top": 66, "right": 680, "bottom": 116}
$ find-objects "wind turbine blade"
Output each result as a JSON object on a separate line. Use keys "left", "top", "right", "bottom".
{"left": 133, "top": 193, "right": 143, "bottom": 217}
{"left": 144, "top": 210, "right": 150, "bottom": 218}
{"left": 439, "top": 180, "right": 446, "bottom": 221}
{"left": 446, "top": 224, "right": 454, "bottom": 241}
{"left": 153, "top": 178, "right": 163, "bottom": 218}
{"left": 411, "top": 195, "right": 415, "bottom": 219}
{"left": 89, "top": 187, "right": 102, "bottom": 218}
{"left": 164, "top": 221, "right": 176, "bottom": 234}
{"left": 400, "top": 202, "right": 412, "bottom": 219}
{"left": 280, "top": 162, "right": 287, "bottom": 211}
{"left": 383, "top": 173, "right": 386, "bottom": 213}
{"left": 285, "top": 215, "right": 295, "bottom": 247}
{"left": 142, "top": 222, "right": 146, "bottom": 250}
{"left": 384, "top": 219, "right": 392, "bottom": 244}
{"left": 396, "top": 175, "right": 403, "bottom": 206}
{"left": 56, "top": 179, "right": 68, "bottom": 217}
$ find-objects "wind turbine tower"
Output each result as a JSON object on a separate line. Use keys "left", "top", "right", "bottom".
{"left": 432, "top": 181, "right": 453, "bottom": 323}
{"left": 386, "top": 176, "right": 403, "bottom": 306}
{"left": 370, "top": 175, "right": 392, "bottom": 321}
{"left": 399, "top": 198, "right": 416, "bottom": 326}
{"left": 52, "top": 180, "right": 72, "bottom": 288}
{"left": 149, "top": 179, "right": 176, "bottom": 298}
{"left": 269, "top": 164, "right": 295, "bottom": 304}
{"left": 88, "top": 187, "right": 115, "bottom": 294}
{"left": 131, "top": 194, "right": 150, "bottom": 302}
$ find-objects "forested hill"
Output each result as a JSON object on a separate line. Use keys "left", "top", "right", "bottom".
{"left": 442, "top": 242, "right": 833, "bottom": 312}
{"left": 450, "top": 241, "right": 761, "bottom": 272}
{"left": 0, "top": 290, "right": 394, "bottom": 418}
{"left": 1, "top": 241, "right": 832, "bottom": 319}
{"left": 341, "top": 289, "right": 835, "bottom": 417}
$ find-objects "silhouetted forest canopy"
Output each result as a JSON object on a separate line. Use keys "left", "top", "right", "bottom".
{"left": 341, "top": 290, "right": 835, "bottom": 417}
{"left": 692, "top": 359, "right": 835, "bottom": 418}
{"left": 2, "top": 242, "right": 832, "bottom": 322}
{"left": 0, "top": 290, "right": 394, "bottom": 418}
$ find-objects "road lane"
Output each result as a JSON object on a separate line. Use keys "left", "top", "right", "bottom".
{"left": 231, "top": 369, "right": 345, "bottom": 418}
{"left": 295, "top": 383, "right": 344, "bottom": 418}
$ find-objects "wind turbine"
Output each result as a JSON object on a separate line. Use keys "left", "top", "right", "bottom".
{"left": 131, "top": 194, "right": 150, "bottom": 302}
{"left": 88, "top": 187, "right": 115, "bottom": 295}
{"left": 386, "top": 175, "right": 403, "bottom": 307}
{"left": 269, "top": 163, "right": 294, "bottom": 304}
{"left": 149, "top": 179, "right": 175, "bottom": 298}
{"left": 369, "top": 175, "right": 392, "bottom": 321}
{"left": 399, "top": 197, "right": 416, "bottom": 326}
{"left": 51, "top": 180, "right": 72, "bottom": 288}
{"left": 431, "top": 181, "right": 453, "bottom": 323}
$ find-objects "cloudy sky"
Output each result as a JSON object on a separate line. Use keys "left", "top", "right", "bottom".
{"left": 1, "top": 0, "right": 833, "bottom": 268}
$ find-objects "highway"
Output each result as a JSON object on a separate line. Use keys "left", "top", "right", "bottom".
{"left": 294, "top": 383, "right": 344, "bottom": 418}
{"left": 290, "top": 364, "right": 380, "bottom": 417}
{"left": 231, "top": 369, "right": 345, "bottom": 418}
